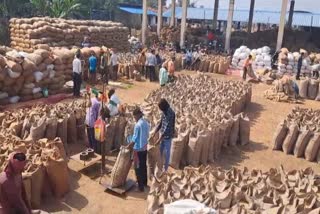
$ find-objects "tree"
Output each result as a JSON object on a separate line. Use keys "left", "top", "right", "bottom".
{"left": 30, "top": 0, "right": 49, "bottom": 16}
{"left": 49, "top": 0, "right": 81, "bottom": 18}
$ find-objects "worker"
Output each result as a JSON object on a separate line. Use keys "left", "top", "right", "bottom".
{"left": 89, "top": 51, "right": 97, "bottom": 84}
{"left": 296, "top": 52, "right": 304, "bottom": 80}
{"left": 100, "top": 48, "right": 110, "bottom": 85}
{"left": 311, "top": 64, "right": 320, "bottom": 79}
{"left": 159, "top": 62, "right": 168, "bottom": 87}
{"left": 152, "top": 99, "right": 176, "bottom": 172}
{"left": 107, "top": 89, "right": 121, "bottom": 117}
{"left": 82, "top": 36, "right": 90, "bottom": 48}
{"left": 243, "top": 55, "right": 253, "bottom": 81}
{"left": 138, "top": 49, "right": 147, "bottom": 77}
{"left": 72, "top": 52, "right": 82, "bottom": 97}
{"left": 110, "top": 49, "right": 119, "bottom": 81}
{"left": 128, "top": 108, "right": 150, "bottom": 192}
{"left": 85, "top": 91, "right": 101, "bottom": 152}
{"left": 146, "top": 49, "right": 157, "bottom": 82}
{"left": 168, "top": 56, "right": 176, "bottom": 83}
{"left": 0, "top": 152, "right": 31, "bottom": 214}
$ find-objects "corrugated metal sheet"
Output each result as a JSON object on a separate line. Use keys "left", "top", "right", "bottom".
{"left": 118, "top": 6, "right": 157, "bottom": 16}
{"left": 163, "top": 7, "right": 320, "bottom": 27}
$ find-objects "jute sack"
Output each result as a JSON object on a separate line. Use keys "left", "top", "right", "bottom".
{"left": 169, "top": 135, "right": 185, "bottom": 169}
{"left": 305, "top": 133, "right": 320, "bottom": 162}
{"left": 56, "top": 117, "right": 68, "bottom": 146}
{"left": 272, "top": 121, "right": 288, "bottom": 150}
{"left": 28, "top": 117, "right": 47, "bottom": 141}
{"left": 207, "top": 127, "right": 216, "bottom": 163}
{"left": 299, "top": 79, "right": 309, "bottom": 98}
{"left": 147, "top": 143, "right": 162, "bottom": 179}
{"left": 22, "top": 177, "right": 32, "bottom": 208}
{"left": 308, "top": 79, "right": 319, "bottom": 100}
{"left": 67, "top": 112, "right": 77, "bottom": 144}
{"left": 316, "top": 82, "right": 320, "bottom": 101}
{"left": 223, "top": 119, "right": 233, "bottom": 146}
{"left": 110, "top": 146, "right": 133, "bottom": 188}
{"left": 199, "top": 130, "right": 210, "bottom": 165}
{"left": 187, "top": 127, "right": 202, "bottom": 167}
{"left": 229, "top": 115, "right": 240, "bottom": 146}
{"left": 114, "top": 116, "right": 127, "bottom": 150}
{"left": 45, "top": 157, "right": 69, "bottom": 198}
{"left": 294, "top": 129, "right": 312, "bottom": 158}
{"left": 75, "top": 110, "right": 86, "bottom": 141}
{"left": 239, "top": 114, "right": 250, "bottom": 145}
{"left": 30, "top": 166, "right": 45, "bottom": 208}
{"left": 282, "top": 123, "right": 299, "bottom": 154}
{"left": 45, "top": 117, "right": 58, "bottom": 140}
{"left": 105, "top": 118, "right": 117, "bottom": 155}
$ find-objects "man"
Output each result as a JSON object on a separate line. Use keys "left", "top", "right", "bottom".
{"left": 82, "top": 36, "right": 90, "bottom": 48}
{"left": 110, "top": 49, "right": 119, "bottom": 81}
{"left": 146, "top": 50, "right": 157, "bottom": 82}
{"left": 0, "top": 152, "right": 31, "bottom": 214}
{"left": 100, "top": 48, "right": 110, "bottom": 85}
{"left": 243, "top": 55, "right": 252, "bottom": 81}
{"left": 168, "top": 56, "right": 175, "bottom": 83}
{"left": 128, "top": 108, "right": 150, "bottom": 192}
{"left": 159, "top": 62, "right": 168, "bottom": 87}
{"left": 138, "top": 49, "right": 147, "bottom": 77}
{"left": 85, "top": 91, "right": 101, "bottom": 152}
{"left": 153, "top": 99, "right": 175, "bottom": 171}
{"left": 296, "top": 52, "right": 304, "bottom": 80}
{"left": 89, "top": 52, "right": 97, "bottom": 84}
{"left": 72, "top": 52, "right": 82, "bottom": 97}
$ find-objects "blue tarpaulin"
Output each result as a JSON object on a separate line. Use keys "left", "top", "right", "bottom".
{"left": 119, "top": 6, "right": 157, "bottom": 16}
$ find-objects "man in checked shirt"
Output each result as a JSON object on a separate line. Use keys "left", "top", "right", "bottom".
{"left": 152, "top": 98, "right": 176, "bottom": 171}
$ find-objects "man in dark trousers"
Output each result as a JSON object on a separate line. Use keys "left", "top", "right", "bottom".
{"left": 296, "top": 52, "right": 304, "bottom": 80}
{"left": 72, "top": 52, "right": 82, "bottom": 97}
{"left": 128, "top": 108, "right": 150, "bottom": 192}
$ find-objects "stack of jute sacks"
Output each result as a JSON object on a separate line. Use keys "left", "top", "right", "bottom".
{"left": 299, "top": 78, "right": 320, "bottom": 101}
{"left": 148, "top": 165, "right": 320, "bottom": 213}
{"left": 0, "top": 100, "right": 88, "bottom": 209}
{"left": 273, "top": 107, "right": 320, "bottom": 162}
{"left": 278, "top": 48, "right": 312, "bottom": 75}
{"left": 9, "top": 17, "right": 129, "bottom": 53}
{"left": 140, "top": 75, "right": 252, "bottom": 171}
{"left": 193, "top": 55, "right": 231, "bottom": 74}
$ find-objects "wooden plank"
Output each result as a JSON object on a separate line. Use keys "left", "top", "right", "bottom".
{"left": 70, "top": 152, "right": 102, "bottom": 172}
{"left": 104, "top": 179, "right": 136, "bottom": 195}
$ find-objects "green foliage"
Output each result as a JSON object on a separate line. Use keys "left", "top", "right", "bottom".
{"left": 49, "top": 0, "right": 81, "bottom": 18}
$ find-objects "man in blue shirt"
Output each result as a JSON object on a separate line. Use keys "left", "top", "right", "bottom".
{"left": 153, "top": 99, "right": 176, "bottom": 171}
{"left": 128, "top": 108, "right": 150, "bottom": 192}
{"left": 89, "top": 52, "right": 97, "bottom": 84}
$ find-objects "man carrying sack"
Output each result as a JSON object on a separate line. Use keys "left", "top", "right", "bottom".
{"left": 128, "top": 108, "right": 150, "bottom": 192}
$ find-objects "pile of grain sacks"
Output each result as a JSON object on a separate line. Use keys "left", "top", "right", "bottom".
{"left": 278, "top": 48, "right": 312, "bottom": 75}
{"left": 191, "top": 55, "right": 231, "bottom": 74}
{"left": 9, "top": 17, "right": 129, "bottom": 53}
{"left": 273, "top": 107, "right": 320, "bottom": 162}
{"left": 141, "top": 75, "right": 252, "bottom": 170}
{"left": 232, "top": 46, "right": 272, "bottom": 71}
{"left": 148, "top": 166, "right": 320, "bottom": 213}
{"left": 299, "top": 78, "right": 320, "bottom": 101}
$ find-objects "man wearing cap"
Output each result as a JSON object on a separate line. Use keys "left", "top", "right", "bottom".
{"left": 0, "top": 152, "right": 31, "bottom": 214}
{"left": 128, "top": 108, "right": 150, "bottom": 192}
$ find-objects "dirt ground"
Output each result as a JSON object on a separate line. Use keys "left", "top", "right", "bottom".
{"left": 40, "top": 71, "right": 320, "bottom": 214}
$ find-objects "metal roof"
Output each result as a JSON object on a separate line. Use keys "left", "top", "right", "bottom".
{"left": 118, "top": 6, "right": 157, "bottom": 16}
{"left": 163, "top": 7, "right": 320, "bottom": 27}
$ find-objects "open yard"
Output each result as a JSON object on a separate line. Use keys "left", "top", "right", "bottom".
{"left": 40, "top": 71, "right": 320, "bottom": 214}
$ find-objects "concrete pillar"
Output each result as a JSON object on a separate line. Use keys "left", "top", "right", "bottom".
{"left": 225, "top": 0, "right": 235, "bottom": 52}
{"left": 180, "top": 0, "right": 188, "bottom": 48}
{"left": 247, "top": 0, "right": 255, "bottom": 33}
{"left": 213, "top": 0, "right": 219, "bottom": 31}
{"left": 287, "top": 0, "right": 295, "bottom": 28}
{"left": 276, "top": 0, "right": 288, "bottom": 50}
{"left": 218, "top": 21, "right": 222, "bottom": 32}
{"left": 170, "top": 0, "right": 176, "bottom": 27}
{"left": 157, "top": 0, "right": 163, "bottom": 36}
{"left": 142, "top": 0, "right": 148, "bottom": 45}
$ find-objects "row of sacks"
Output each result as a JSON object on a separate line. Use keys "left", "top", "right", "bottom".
{"left": 264, "top": 76, "right": 298, "bottom": 103}
{"left": 147, "top": 165, "right": 320, "bottom": 213}
{"left": 299, "top": 78, "right": 320, "bottom": 101}
{"left": 9, "top": 17, "right": 129, "bottom": 53}
{"left": 190, "top": 55, "right": 231, "bottom": 74}
{"left": 140, "top": 75, "right": 252, "bottom": 169}
{"left": 278, "top": 48, "right": 312, "bottom": 75}
{"left": 273, "top": 107, "right": 320, "bottom": 162}
{"left": 0, "top": 131, "right": 69, "bottom": 209}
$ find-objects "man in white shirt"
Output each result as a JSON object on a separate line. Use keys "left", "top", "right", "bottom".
{"left": 146, "top": 49, "right": 157, "bottom": 81}
{"left": 72, "top": 52, "right": 82, "bottom": 97}
{"left": 110, "top": 49, "right": 119, "bottom": 81}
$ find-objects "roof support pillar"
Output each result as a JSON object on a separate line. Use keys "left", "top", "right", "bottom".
{"left": 247, "top": 0, "right": 255, "bottom": 33}
{"left": 170, "top": 0, "right": 176, "bottom": 27}
{"left": 157, "top": 0, "right": 163, "bottom": 36}
{"left": 180, "top": 0, "right": 188, "bottom": 48}
{"left": 225, "top": 0, "right": 235, "bottom": 52}
{"left": 287, "top": 0, "right": 295, "bottom": 28}
{"left": 276, "top": 0, "right": 288, "bottom": 50}
{"left": 142, "top": 0, "right": 148, "bottom": 45}
{"left": 213, "top": 0, "right": 219, "bottom": 31}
